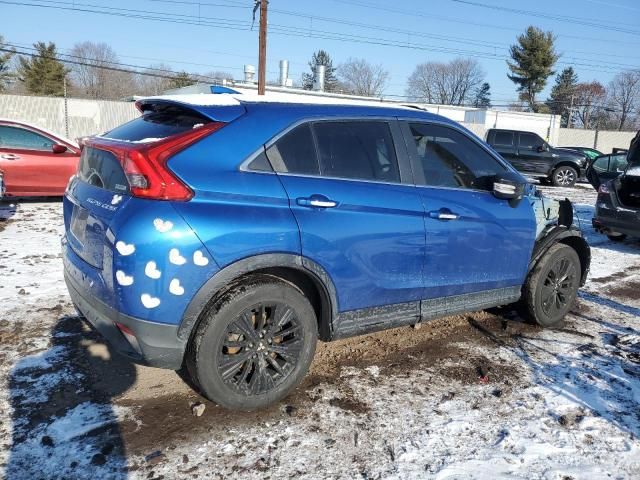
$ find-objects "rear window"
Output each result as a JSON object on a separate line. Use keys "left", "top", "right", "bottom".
{"left": 77, "top": 147, "right": 129, "bottom": 193}
{"left": 493, "top": 131, "right": 514, "bottom": 147}
{"left": 104, "top": 104, "right": 211, "bottom": 142}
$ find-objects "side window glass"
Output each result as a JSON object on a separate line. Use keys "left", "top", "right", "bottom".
{"left": 246, "top": 150, "right": 273, "bottom": 172}
{"left": 266, "top": 124, "right": 319, "bottom": 175}
{"left": 409, "top": 123, "right": 506, "bottom": 191}
{"left": 313, "top": 121, "right": 400, "bottom": 182}
{"left": 591, "top": 156, "right": 610, "bottom": 173}
{"left": 493, "top": 131, "right": 514, "bottom": 147}
{"left": 519, "top": 133, "right": 539, "bottom": 150}
{"left": 0, "top": 126, "right": 54, "bottom": 151}
{"left": 609, "top": 154, "right": 628, "bottom": 173}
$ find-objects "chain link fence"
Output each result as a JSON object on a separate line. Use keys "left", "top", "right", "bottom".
{"left": 0, "top": 94, "right": 139, "bottom": 140}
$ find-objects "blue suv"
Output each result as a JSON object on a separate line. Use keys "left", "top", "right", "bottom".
{"left": 63, "top": 95, "right": 590, "bottom": 410}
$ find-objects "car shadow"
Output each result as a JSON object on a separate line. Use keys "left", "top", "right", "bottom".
{"left": 6, "top": 314, "right": 137, "bottom": 479}
{"left": 469, "top": 305, "right": 640, "bottom": 439}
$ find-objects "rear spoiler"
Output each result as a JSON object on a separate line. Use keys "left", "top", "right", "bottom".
{"left": 135, "top": 96, "right": 247, "bottom": 123}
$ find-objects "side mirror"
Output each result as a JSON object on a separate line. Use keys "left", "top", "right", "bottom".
{"left": 536, "top": 144, "right": 549, "bottom": 153}
{"left": 52, "top": 144, "right": 68, "bottom": 154}
{"left": 493, "top": 172, "right": 526, "bottom": 206}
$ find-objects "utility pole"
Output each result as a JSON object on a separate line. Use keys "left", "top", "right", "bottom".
{"left": 258, "top": 0, "right": 268, "bottom": 95}
{"left": 568, "top": 93, "right": 574, "bottom": 129}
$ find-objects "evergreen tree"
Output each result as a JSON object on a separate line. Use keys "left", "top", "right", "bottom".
{"left": 302, "top": 50, "right": 338, "bottom": 92}
{"left": 168, "top": 71, "right": 195, "bottom": 89}
{"left": 0, "top": 35, "right": 14, "bottom": 92}
{"left": 546, "top": 67, "right": 578, "bottom": 127}
{"left": 472, "top": 82, "right": 491, "bottom": 108}
{"left": 507, "top": 26, "right": 559, "bottom": 112}
{"left": 18, "top": 42, "right": 67, "bottom": 96}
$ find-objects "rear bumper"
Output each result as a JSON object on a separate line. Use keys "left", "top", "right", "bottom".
{"left": 65, "top": 269, "right": 186, "bottom": 369}
{"left": 592, "top": 216, "right": 640, "bottom": 238}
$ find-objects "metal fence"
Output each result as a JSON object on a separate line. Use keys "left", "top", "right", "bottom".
{"left": 0, "top": 94, "right": 139, "bottom": 140}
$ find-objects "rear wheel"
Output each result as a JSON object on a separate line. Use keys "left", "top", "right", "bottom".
{"left": 186, "top": 275, "right": 317, "bottom": 410}
{"left": 607, "top": 233, "right": 627, "bottom": 242}
{"left": 520, "top": 244, "right": 581, "bottom": 327}
{"left": 551, "top": 166, "right": 578, "bottom": 187}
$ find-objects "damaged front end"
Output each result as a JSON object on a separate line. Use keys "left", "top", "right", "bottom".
{"left": 527, "top": 186, "right": 590, "bottom": 286}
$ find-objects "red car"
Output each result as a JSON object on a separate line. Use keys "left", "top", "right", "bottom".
{"left": 0, "top": 119, "right": 81, "bottom": 198}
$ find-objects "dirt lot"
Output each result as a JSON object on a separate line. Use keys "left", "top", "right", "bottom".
{"left": 1, "top": 185, "right": 639, "bottom": 479}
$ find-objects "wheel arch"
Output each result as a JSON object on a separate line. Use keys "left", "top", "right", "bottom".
{"left": 551, "top": 161, "right": 582, "bottom": 174}
{"left": 529, "top": 226, "right": 590, "bottom": 286}
{"left": 178, "top": 253, "right": 338, "bottom": 344}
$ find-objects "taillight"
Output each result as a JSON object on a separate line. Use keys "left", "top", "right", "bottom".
{"left": 598, "top": 183, "right": 610, "bottom": 194}
{"left": 87, "top": 122, "right": 225, "bottom": 201}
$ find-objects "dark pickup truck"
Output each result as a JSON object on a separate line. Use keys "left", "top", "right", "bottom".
{"left": 486, "top": 129, "right": 587, "bottom": 187}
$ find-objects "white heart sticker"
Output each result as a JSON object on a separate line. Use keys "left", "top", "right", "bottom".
{"left": 193, "top": 250, "right": 209, "bottom": 266}
{"left": 115, "top": 270, "right": 133, "bottom": 286}
{"left": 115, "top": 241, "right": 135, "bottom": 256}
{"left": 153, "top": 218, "right": 174, "bottom": 233}
{"left": 169, "top": 278, "right": 185, "bottom": 296}
{"left": 145, "top": 261, "right": 161, "bottom": 279}
{"left": 169, "top": 248, "right": 186, "bottom": 265}
{"left": 141, "top": 293, "right": 160, "bottom": 309}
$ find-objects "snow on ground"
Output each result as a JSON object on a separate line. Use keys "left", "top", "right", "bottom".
{"left": 0, "top": 184, "right": 639, "bottom": 479}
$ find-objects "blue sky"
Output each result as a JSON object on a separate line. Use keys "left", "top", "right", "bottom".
{"left": 2, "top": 0, "right": 640, "bottom": 103}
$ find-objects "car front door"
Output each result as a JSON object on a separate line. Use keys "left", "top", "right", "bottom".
{"left": 517, "top": 132, "right": 550, "bottom": 175}
{"left": 0, "top": 125, "right": 78, "bottom": 196}
{"left": 401, "top": 121, "right": 535, "bottom": 300}
{"left": 268, "top": 120, "right": 425, "bottom": 314}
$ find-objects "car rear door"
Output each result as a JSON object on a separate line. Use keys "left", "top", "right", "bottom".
{"left": 488, "top": 130, "right": 519, "bottom": 168}
{"left": 0, "top": 124, "right": 77, "bottom": 195}
{"left": 268, "top": 119, "right": 425, "bottom": 313}
{"left": 401, "top": 120, "right": 535, "bottom": 299}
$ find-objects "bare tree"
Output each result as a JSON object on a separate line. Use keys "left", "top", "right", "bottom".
{"left": 573, "top": 81, "right": 607, "bottom": 129}
{"left": 406, "top": 58, "right": 485, "bottom": 105}
{"left": 69, "top": 41, "right": 135, "bottom": 99}
{"left": 135, "top": 63, "right": 175, "bottom": 96}
{"left": 608, "top": 70, "right": 640, "bottom": 131}
{"left": 337, "top": 58, "right": 389, "bottom": 97}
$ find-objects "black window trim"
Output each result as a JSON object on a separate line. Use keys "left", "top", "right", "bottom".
{"left": 239, "top": 116, "right": 415, "bottom": 186}
{"left": 399, "top": 119, "right": 519, "bottom": 194}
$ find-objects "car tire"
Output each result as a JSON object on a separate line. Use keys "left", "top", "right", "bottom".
{"left": 551, "top": 166, "right": 578, "bottom": 187}
{"left": 186, "top": 274, "right": 317, "bottom": 410}
{"left": 520, "top": 244, "right": 581, "bottom": 328}
{"left": 607, "top": 233, "right": 627, "bottom": 242}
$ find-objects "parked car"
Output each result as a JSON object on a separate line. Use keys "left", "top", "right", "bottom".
{"left": 63, "top": 95, "right": 590, "bottom": 410}
{"left": 0, "top": 167, "right": 5, "bottom": 200}
{"left": 560, "top": 146, "right": 603, "bottom": 161}
{"left": 486, "top": 128, "right": 587, "bottom": 187}
{"left": 585, "top": 152, "right": 628, "bottom": 190}
{"left": 593, "top": 159, "right": 640, "bottom": 241}
{"left": 0, "top": 119, "right": 81, "bottom": 197}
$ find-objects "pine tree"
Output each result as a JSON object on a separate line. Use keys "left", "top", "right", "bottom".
{"left": 473, "top": 82, "right": 491, "bottom": 108}
{"left": 302, "top": 50, "right": 338, "bottom": 92}
{"left": 168, "top": 71, "right": 195, "bottom": 89}
{"left": 0, "top": 35, "right": 14, "bottom": 92}
{"left": 18, "top": 42, "right": 67, "bottom": 96}
{"left": 546, "top": 67, "right": 578, "bottom": 127}
{"left": 507, "top": 26, "right": 559, "bottom": 112}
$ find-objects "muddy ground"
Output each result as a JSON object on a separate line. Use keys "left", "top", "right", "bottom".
{"left": 1, "top": 185, "right": 639, "bottom": 479}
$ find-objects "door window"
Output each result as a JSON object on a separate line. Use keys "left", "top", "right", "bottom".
{"left": 266, "top": 124, "right": 319, "bottom": 175}
{"left": 313, "top": 121, "right": 400, "bottom": 183}
{"left": 591, "top": 156, "right": 610, "bottom": 173}
{"left": 0, "top": 126, "right": 54, "bottom": 151}
{"left": 609, "top": 154, "right": 628, "bottom": 173}
{"left": 409, "top": 123, "right": 507, "bottom": 191}
{"left": 518, "top": 133, "right": 541, "bottom": 150}
{"left": 493, "top": 131, "right": 514, "bottom": 147}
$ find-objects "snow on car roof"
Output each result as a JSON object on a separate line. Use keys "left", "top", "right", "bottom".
{"left": 140, "top": 92, "right": 418, "bottom": 111}
{"left": 0, "top": 118, "right": 79, "bottom": 148}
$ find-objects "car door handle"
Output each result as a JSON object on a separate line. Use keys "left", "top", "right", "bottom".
{"left": 297, "top": 195, "right": 338, "bottom": 209}
{"left": 428, "top": 209, "right": 459, "bottom": 220}
{"left": 1, "top": 154, "right": 20, "bottom": 160}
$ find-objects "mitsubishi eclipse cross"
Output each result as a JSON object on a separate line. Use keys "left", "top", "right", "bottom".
{"left": 62, "top": 94, "right": 590, "bottom": 410}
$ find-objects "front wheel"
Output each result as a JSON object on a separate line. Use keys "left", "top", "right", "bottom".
{"left": 551, "top": 166, "right": 578, "bottom": 187}
{"left": 520, "top": 244, "right": 581, "bottom": 327}
{"left": 186, "top": 275, "right": 317, "bottom": 410}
